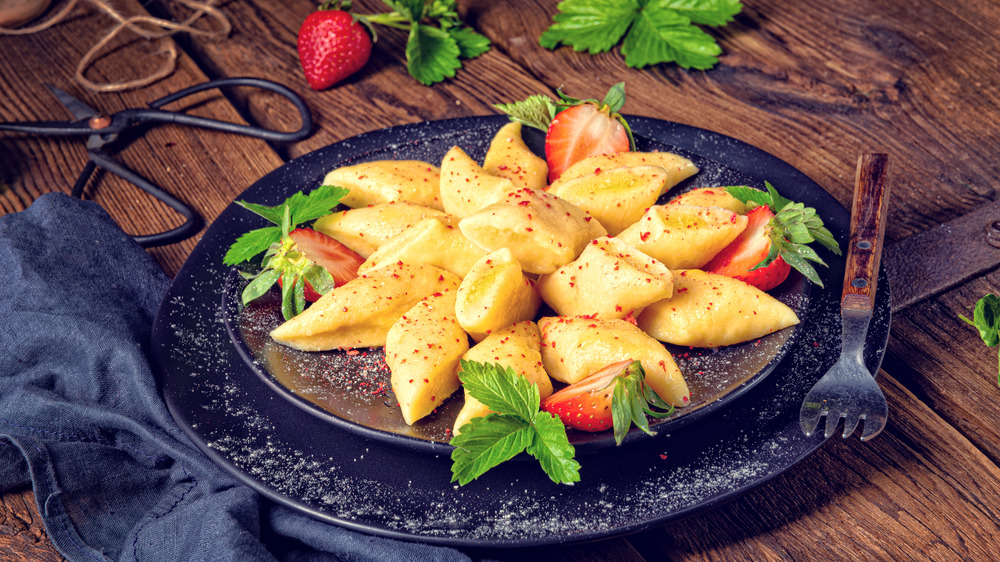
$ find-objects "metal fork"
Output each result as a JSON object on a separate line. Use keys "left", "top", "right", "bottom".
{"left": 800, "top": 153, "right": 891, "bottom": 441}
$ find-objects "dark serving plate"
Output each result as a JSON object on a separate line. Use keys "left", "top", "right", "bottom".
{"left": 152, "top": 115, "right": 891, "bottom": 548}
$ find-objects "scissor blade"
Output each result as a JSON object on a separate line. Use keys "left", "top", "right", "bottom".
{"left": 44, "top": 83, "right": 100, "bottom": 121}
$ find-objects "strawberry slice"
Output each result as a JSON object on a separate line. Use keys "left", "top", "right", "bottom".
{"left": 703, "top": 205, "right": 791, "bottom": 291}
{"left": 545, "top": 102, "right": 631, "bottom": 182}
{"left": 288, "top": 227, "right": 363, "bottom": 287}
{"left": 541, "top": 359, "right": 674, "bottom": 444}
{"left": 705, "top": 182, "right": 844, "bottom": 290}
{"left": 493, "top": 83, "right": 635, "bottom": 183}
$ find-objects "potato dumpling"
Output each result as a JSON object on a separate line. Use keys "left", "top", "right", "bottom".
{"left": 452, "top": 321, "right": 551, "bottom": 434}
{"left": 538, "top": 315, "right": 690, "bottom": 407}
{"left": 458, "top": 187, "right": 607, "bottom": 275}
{"left": 668, "top": 187, "right": 749, "bottom": 214}
{"left": 455, "top": 248, "right": 541, "bottom": 342}
{"left": 636, "top": 269, "right": 800, "bottom": 348}
{"left": 546, "top": 166, "right": 668, "bottom": 236}
{"left": 312, "top": 202, "right": 448, "bottom": 258}
{"left": 616, "top": 204, "right": 748, "bottom": 270}
{"left": 270, "top": 262, "right": 460, "bottom": 351}
{"left": 358, "top": 216, "right": 487, "bottom": 279}
{"left": 440, "top": 145, "right": 515, "bottom": 218}
{"left": 535, "top": 236, "right": 672, "bottom": 319}
{"left": 549, "top": 151, "right": 698, "bottom": 195}
{"left": 323, "top": 160, "right": 443, "bottom": 210}
{"left": 482, "top": 122, "right": 548, "bottom": 192}
{"left": 387, "top": 289, "right": 469, "bottom": 425}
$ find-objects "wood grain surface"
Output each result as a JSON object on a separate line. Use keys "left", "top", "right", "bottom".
{"left": 3, "top": 0, "right": 1000, "bottom": 560}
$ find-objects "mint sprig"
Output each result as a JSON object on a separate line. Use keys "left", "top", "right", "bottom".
{"left": 362, "top": 0, "right": 490, "bottom": 85}
{"left": 223, "top": 185, "right": 348, "bottom": 267}
{"left": 450, "top": 361, "right": 580, "bottom": 485}
{"left": 224, "top": 185, "right": 347, "bottom": 320}
{"left": 960, "top": 294, "right": 1000, "bottom": 386}
{"left": 539, "top": 0, "right": 743, "bottom": 70}
{"left": 725, "top": 181, "right": 842, "bottom": 287}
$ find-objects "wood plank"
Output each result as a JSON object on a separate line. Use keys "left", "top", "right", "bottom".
{"left": 0, "top": 489, "right": 63, "bottom": 562}
{"left": 626, "top": 372, "right": 1000, "bottom": 559}
{"left": 0, "top": 2, "right": 285, "bottom": 277}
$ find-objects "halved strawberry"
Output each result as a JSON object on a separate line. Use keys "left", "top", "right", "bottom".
{"left": 288, "top": 227, "right": 363, "bottom": 287}
{"left": 545, "top": 102, "right": 631, "bottom": 182}
{"left": 541, "top": 359, "right": 673, "bottom": 444}
{"left": 492, "top": 83, "right": 635, "bottom": 183}
{"left": 703, "top": 205, "right": 790, "bottom": 291}
{"left": 705, "top": 182, "right": 844, "bottom": 290}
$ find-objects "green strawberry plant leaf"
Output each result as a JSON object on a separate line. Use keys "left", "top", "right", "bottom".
{"left": 540, "top": 0, "right": 743, "bottom": 70}
{"left": 960, "top": 293, "right": 1000, "bottom": 385}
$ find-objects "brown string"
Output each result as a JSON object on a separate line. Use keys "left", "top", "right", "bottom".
{"left": 0, "top": 0, "right": 231, "bottom": 92}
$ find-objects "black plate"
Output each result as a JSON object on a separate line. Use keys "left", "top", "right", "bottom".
{"left": 152, "top": 116, "right": 891, "bottom": 548}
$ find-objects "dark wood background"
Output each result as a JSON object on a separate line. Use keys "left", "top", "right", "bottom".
{"left": 3, "top": 0, "right": 1000, "bottom": 559}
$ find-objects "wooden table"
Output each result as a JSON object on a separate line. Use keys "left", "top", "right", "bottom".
{"left": 3, "top": 0, "right": 1000, "bottom": 559}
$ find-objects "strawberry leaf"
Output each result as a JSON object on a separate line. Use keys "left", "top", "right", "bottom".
{"left": 406, "top": 24, "right": 462, "bottom": 85}
{"left": 448, "top": 26, "right": 491, "bottom": 58}
{"left": 241, "top": 267, "right": 282, "bottom": 305}
{"left": 539, "top": 0, "right": 640, "bottom": 54}
{"left": 961, "top": 294, "right": 1000, "bottom": 386}
{"left": 621, "top": 5, "right": 721, "bottom": 69}
{"left": 540, "top": 0, "right": 742, "bottom": 70}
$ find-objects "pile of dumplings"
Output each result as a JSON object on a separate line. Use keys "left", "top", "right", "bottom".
{"left": 268, "top": 122, "right": 800, "bottom": 432}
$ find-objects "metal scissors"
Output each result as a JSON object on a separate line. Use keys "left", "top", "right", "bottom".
{"left": 0, "top": 77, "right": 312, "bottom": 247}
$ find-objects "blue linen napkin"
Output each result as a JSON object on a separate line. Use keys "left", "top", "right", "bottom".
{"left": 0, "top": 193, "right": 471, "bottom": 562}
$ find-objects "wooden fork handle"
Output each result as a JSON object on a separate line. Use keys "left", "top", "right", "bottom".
{"left": 842, "top": 153, "right": 891, "bottom": 312}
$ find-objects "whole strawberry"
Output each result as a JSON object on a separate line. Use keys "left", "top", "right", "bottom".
{"left": 297, "top": 3, "right": 372, "bottom": 90}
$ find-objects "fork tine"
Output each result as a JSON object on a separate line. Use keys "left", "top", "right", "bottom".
{"left": 841, "top": 413, "right": 862, "bottom": 438}
{"left": 860, "top": 411, "right": 888, "bottom": 441}
{"left": 822, "top": 403, "right": 846, "bottom": 439}
{"left": 800, "top": 401, "right": 824, "bottom": 437}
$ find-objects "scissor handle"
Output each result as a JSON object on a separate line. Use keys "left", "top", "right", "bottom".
{"left": 134, "top": 77, "right": 312, "bottom": 143}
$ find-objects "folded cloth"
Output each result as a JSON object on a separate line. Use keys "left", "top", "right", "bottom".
{"left": 0, "top": 193, "right": 471, "bottom": 562}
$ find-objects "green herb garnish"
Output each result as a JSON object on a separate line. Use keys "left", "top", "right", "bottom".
{"left": 960, "top": 293, "right": 1000, "bottom": 385}
{"left": 224, "top": 185, "right": 348, "bottom": 320}
{"left": 449, "top": 361, "right": 581, "bottom": 486}
{"left": 726, "top": 181, "right": 842, "bottom": 287}
{"left": 539, "top": 0, "right": 743, "bottom": 70}
{"left": 363, "top": 0, "right": 491, "bottom": 85}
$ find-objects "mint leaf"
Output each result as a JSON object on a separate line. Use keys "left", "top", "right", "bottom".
{"left": 448, "top": 26, "right": 491, "bottom": 59}
{"left": 724, "top": 185, "right": 773, "bottom": 209}
{"left": 450, "top": 361, "right": 577, "bottom": 485}
{"left": 494, "top": 95, "right": 559, "bottom": 131}
{"left": 526, "top": 411, "right": 581, "bottom": 484}
{"left": 539, "top": 0, "right": 640, "bottom": 54}
{"left": 223, "top": 226, "right": 282, "bottom": 266}
{"left": 450, "top": 415, "right": 534, "bottom": 486}
{"left": 287, "top": 184, "right": 350, "bottom": 226}
{"left": 458, "top": 361, "right": 538, "bottom": 420}
{"left": 406, "top": 24, "right": 462, "bottom": 85}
